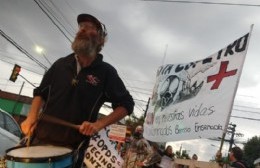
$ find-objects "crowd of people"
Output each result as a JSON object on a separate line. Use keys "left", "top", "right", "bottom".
{"left": 121, "top": 125, "right": 252, "bottom": 168}
{"left": 120, "top": 125, "right": 204, "bottom": 168}
{"left": 122, "top": 125, "right": 176, "bottom": 168}
{"left": 17, "top": 11, "right": 252, "bottom": 168}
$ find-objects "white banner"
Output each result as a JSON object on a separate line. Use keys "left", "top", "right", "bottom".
{"left": 144, "top": 31, "right": 252, "bottom": 142}
{"left": 84, "top": 128, "right": 123, "bottom": 168}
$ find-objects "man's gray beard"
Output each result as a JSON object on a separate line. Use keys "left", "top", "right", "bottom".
{"left": 71, "top": 38, "right": 97, "bottom": 57}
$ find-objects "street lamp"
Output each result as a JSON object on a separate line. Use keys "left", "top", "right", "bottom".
{"left": 35, "top": 45, "right": 52, "bottom": 66}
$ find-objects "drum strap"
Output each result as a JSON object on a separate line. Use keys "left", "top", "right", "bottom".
{"left": 73, "top": 139, "right": 90, "bottom": 168}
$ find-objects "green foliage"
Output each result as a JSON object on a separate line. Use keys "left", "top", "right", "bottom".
{"left": 243, "top": 136, "right": 260, "bottom": 168}
{"left": 125, "top": 113, "right": 145, "bottom": 133}
{"left": 175, "top": 150, "right": 191, "bottom": 159}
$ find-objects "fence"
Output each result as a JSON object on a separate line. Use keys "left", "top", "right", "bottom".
{"left": 175, "top": 158, "right": 223, "bottom": 168}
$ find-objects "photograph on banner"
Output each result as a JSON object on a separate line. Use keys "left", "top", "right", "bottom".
{"left": 144, "top": 31, "right": 252, "bottom": 142}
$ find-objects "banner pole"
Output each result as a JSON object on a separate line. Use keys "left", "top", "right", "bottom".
{"left": 222, "top": 24, "right": 254, "bottom": 149}
{"left": 217, "top": 25, "right": 254, "bottom": 164}
{"left": 219, "top": 132, "right": 225, "bottom": 151}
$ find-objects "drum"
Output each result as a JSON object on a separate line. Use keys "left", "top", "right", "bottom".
{"left": 5, "top": 145, "right": 73, "bottom": 168}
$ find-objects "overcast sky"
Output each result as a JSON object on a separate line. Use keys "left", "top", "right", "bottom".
{"left": 0, "top": 0, "right": 260, "bottom": 161}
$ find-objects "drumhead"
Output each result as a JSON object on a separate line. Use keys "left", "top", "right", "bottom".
{"left": 5, "top": 145, "right": 72, "bottom": 163}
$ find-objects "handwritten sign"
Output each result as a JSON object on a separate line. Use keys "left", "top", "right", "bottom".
{"left": 144, "top": 31, "right": 252, "bottom": 142}
{"left": 159, "top": 155, "right": 174, "bottom": 168}
{"left": 84, "top": 128, "right": 123, "bottom": 168}
{"left": 108, "top": 124, "right": 126, "bottom": 142}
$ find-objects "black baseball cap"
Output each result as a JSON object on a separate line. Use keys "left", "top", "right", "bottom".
{"left": 77, "top": 14, "right": 102, "bottom": 30}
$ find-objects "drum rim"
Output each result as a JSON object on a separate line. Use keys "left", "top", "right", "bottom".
{"left": 5, "top": 145, "right": 73, "bottom": 163}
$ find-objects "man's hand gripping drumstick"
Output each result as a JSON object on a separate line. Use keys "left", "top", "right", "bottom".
{"left": 21, "top": 96, "right": 128, "bottom": 139}
{"left": 42, "top": 114, "right": 100, "bottom": 136}
{"left": 22, "top": 112, "right": 100, "bottom": 137}
{"left": 20, "top": 116, "right": 37, "bottom": 147}
{"left": 41, "top": 107, "right": 129, "bottom": 137}
{"left": 20, "top": 96, "right": 43, "bottom": 146}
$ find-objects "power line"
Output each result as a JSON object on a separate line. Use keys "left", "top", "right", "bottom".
{"left": 102, "top": 50, "right": 147, "bottom": 115}
{"left": 48, "top": 0, "right": 76, "bottom": 35}
{"left": 0, "top": 50, "right": 43, "bottom": 66}
{"left": 33, "top": 0, "right": 72, "bottom": 43}
{"left": 141, "top": 0, "right": 260, "bottom": 7}
{"left": 125, "top": 78, "right": 155, "bottom": 84}
{"left": 0, "top": 82, "right": 38, "bottom": 89}
{"left": 234, "top": 104, "right": 260, "bottom": 111}
{"left": 0, "top": 29, "right": 48, "bottom": 71}
{"left": 126, "top": 85, "right": 153, "bottom": 92}
{"left": 236, "top": 94, "right": 257, "bottom": 99}
{"left": 134, "top": 99, "right": 149, "bottom": 103}
{"left": 0, "top": 57, "right": 44, "bottom": 76}
{"left": 233, "top": 108, "right": 260, "bottom": 115}
{"left": 129, "top": 89, "right": 152, "bottom": 96}
{"left": 231, "top": 115, "right": 260, "bottom": 121}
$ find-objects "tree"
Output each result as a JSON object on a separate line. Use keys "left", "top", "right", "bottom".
{"left": 125, "top": 113, "right": 145, "bottom": 133}
{"left": 243, "top": 136, "right": 260, "bottom": 168}
{"left": 175, "top": 150, "right": 191, "bottom": 159}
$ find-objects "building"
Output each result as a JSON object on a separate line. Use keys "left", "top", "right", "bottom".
{"left": 0, "top": 90, "right": 32, "bottom": 124}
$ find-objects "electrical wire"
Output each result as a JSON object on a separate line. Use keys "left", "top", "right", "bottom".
{"left": 128, "top": 89, "right": 152, "bottom": 96}
{"left": 234, "top": 104, "right": 260, "bottom": 111}
{"left": 233, "top": 108, "right": 260, "bottom": 115}
{"left": 231, "top": 115, "right": 260, "bottom": 121}
{"left": 126, "top": 85, "right": 153, "bottom": 92}
{"left": 0, "top": 58, "right": 44, "bottom": 76}
{"left": 0, "top": 51, "right": 42, "bottom": 66}
{"left": 33, "top": 0, "right": 73, "bottom": 43}
{"left": 48, "top": 0, "right": 76, "bottom": 35}
{"left": 141, "top": 0, "right": 260, "bottom": 7}
{"left": 103, "top": 51, "right": 147, "bottom": 115}
{"left": 39, "top": 0, "right": 74, "bottom": 38}
{"left": 0, "top": 29, "right": 48, "bottom": 71}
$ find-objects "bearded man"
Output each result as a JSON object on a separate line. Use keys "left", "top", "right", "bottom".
{"left": 21, "top": 13, "right": 134, "bottom": 168}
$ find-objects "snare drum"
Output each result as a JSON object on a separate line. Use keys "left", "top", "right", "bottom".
{"left": 5, "top": 145, "right": 73, "bottom": 168}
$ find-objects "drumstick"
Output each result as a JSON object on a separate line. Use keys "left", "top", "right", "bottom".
{"left": 26, "top": 131, "right": 31, "bottom": 147}
{"left": 26, "top": 130, "right": 31, "bottom": 151}
{"left": 41, "top": 114, "right": 80, "bottom": 130}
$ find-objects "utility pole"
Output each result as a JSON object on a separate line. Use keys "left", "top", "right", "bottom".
{"left": 227, "top": 123, "right": 236, "bottom": 151}
{"left": 144, "top": 98, "right": 150, "bottom": 118}
{"left": 12, "top": 81, "right": 25, "bottom": 114}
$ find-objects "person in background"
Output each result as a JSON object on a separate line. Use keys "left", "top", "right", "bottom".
{"left": 123, "top": 125, "right": 152, "bottom": 168}
{"left": 229, "top": 146, "right": 249, "bottom": 168}
{"left": 121, "top": 126, "right": 133, "bottom": 158}
{"left": 158, "top": 145, "right": 175, "bottom": 168}
{"left": 163, "top": 145, "right": 175, "bottom": 159}
{"left": 20, "top": 13, "right": 134, "bottom": 168}
{"left": 192, "top": 154, "right": 198, "bottom": 160}
{"left": 136, "top": 142, "right": 162, "bottom": 168}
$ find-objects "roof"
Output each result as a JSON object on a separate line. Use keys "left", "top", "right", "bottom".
{"left": 254, "top": 158, "right": 260, "bottom": 165}
{"left": 0, "top": 90, "right": 32, "bottom": 104}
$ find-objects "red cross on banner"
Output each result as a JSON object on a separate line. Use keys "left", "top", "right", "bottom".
{"left": 207, "top": 61, "right": 237, "bottom": 90}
